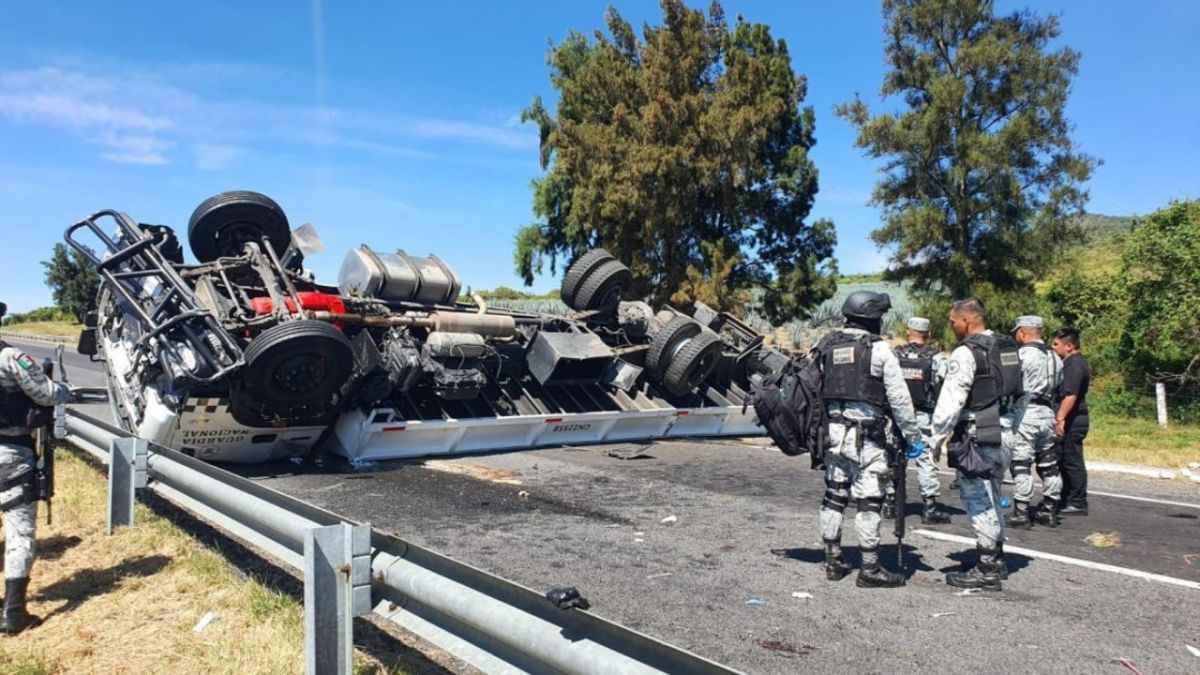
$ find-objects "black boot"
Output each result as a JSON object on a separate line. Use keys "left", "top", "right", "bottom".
{"left": 946, "top": 548, "right": 1003, "bottom": 591}
{"left": 995, "top": 543, "right": 1010, "bottom": 580}
{"left": 921, "top": 497, "right": 951, "bottom": 525}
{"left": 1008, "top": 500, "right": 1033, "bottom": 529}
{"left": 824, "top": 540, "right": 852, "bottom": 581}
{"left": 856, "top": 548, "right": 905, "bottom": 588}
{"left": 882, "top": 494, "right": 897, "bottom": 520}
{"left": 0, "top": 578, "right": 40, "bottom": 635}
{"left": 1033, "top": 500, "right": 1060, "bottom": 527}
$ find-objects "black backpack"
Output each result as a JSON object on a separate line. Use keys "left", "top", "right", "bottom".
{"left": 750, "top": 354, "right": 827, "bottom": 469}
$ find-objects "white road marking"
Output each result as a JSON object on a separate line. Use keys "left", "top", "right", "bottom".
{"left": 913, "top": 528, "right": 1200, "bottom": 591}
{"left": 924, "top": 468, "right": 1200, "bottom": 510}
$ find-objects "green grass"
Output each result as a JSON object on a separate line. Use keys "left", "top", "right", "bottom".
{"left": 1086, "top": 411, "right": 1200, "bottom": 468}
{"left": 0, "top": 320, "right": 82, "bottom": 339}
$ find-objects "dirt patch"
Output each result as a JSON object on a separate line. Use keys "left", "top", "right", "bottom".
{"left": 1085, "top": 531, "right": 1123, "bottom": 548}
{"left": 422, "top": 460, "right": 523, "bottom": 485}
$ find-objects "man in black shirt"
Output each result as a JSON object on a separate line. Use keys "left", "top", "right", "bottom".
{"left": 1052, "top": 327, "right": 1091, "bottom": 515}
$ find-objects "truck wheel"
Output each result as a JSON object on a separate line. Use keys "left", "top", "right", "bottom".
{"left": 560, "top": 248, "right": 614, "bottom": 310}
{"left": 646, "top": 315, "right": 701, "bottom": 376}
{"left": 188, "top": 191, "right": 291, "bottom": 263}
{"left": 242, "top": 320, "right": 353, "bottom": 411}
{"left": 660, "top": 329, "right": 722, "bottom": 397}
{"left": 572, "top": 259, "right": 632, "bottom": 313}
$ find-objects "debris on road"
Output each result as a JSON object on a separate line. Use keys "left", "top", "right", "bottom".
{"left": 607, "top": 444, "right": 655, "bottom": 460}
{"left": 1113, "top": 657, "right": 1145, "bottom": 674}
{"left": 757, "top": 640, "right": 816, "bottom": 657}
{"left": 646, "top": 572, "right": 673, "bottom": 580}
{"left": 745, "top": 597, "right": 768, "bottom": 606}
{"left": 930, "top": 612, "right": 958, "bottom": 618}
{"left": 660, "top": 514, "right": 678, "bottom": 525}
{"left": 791, "top": 592, "right": 813, "bottom": 600}
{"left": 545, "top": 586, "right": 591, "bottom": 611}
{"left": 517, "top": 490, "right": 530, "bottom": 500}
{"left": 955, "top": 589, "right": 981, "bottom": 597}
{"left": 1085, "top": 531, "right": 1123, "bottom": 548}
{"left": 1186, "top": 644, "right": 1200, "bottom": 658}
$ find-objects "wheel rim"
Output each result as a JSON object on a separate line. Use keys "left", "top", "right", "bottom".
{"left": 686, "top": 349, "right": 718, "bottom": 389}
{"left": 268, "top": 352, "right": 329, "bottom": 397}
{"left": 215, "top": 222, "right": 268, "bottom": 257}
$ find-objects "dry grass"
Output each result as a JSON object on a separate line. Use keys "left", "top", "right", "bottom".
{"left": 0, "top": 322, "right": 82, "bottom": 339}
{"left": 1084, "top": 531, "right": 1123, "bottom": 548}
{"left": 1086, "top": 412, "right": 1200, "bottom": 469}
{"left": 0, "top": 450, "right": 422, "bottom": 674}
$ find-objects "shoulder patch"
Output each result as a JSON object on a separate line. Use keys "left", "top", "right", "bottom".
{"left": 15, "top": 353, "right": 35, "bottom": 370}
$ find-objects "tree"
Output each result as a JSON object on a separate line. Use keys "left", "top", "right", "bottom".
{"left": 517, "top": 0, "right": 836, "bottom": 323}
{"left": 837, "top": 0, "right": 1097, "bottom": 297}
{"left": 42, "top": 243, "right": 99, "bottom": 322}
{"left": 1118, "top": 201, "right": 1200, "bottom": 384}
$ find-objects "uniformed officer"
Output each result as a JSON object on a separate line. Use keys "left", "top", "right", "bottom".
{"left": 817, "top": 291, "right": 924, "bottom": 588}
{"left": 929, "top": 298, "right": 1014, "bottom": 591}
{"left": 0, "top": 301, "right": 71, "bottom": 634}
{"left": 889, "top": 316, "right": 952, "bottom": 525}
{"left": 1006, "top": 316, "right": 1064, "bottom": 528}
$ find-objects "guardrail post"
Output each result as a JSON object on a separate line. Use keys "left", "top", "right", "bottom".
{"left": 107, "top": 437, "right": 147, "bottom": 534}
{"left": 304, "top": 523, "right": 372, "bottom": 675}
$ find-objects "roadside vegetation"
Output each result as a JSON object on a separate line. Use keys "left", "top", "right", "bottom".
{"left": 0, "top": 449, "right": 421, "bottom": 674}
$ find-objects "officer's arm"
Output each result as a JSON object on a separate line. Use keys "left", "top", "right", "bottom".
{"left": 929, "top": 346, "right": 975, "bottom": 447}
{"left": 3, "top": 349, "right": 69, "bottom": 406}
{"left": 878, "top": 345, "right": 921, "bottom": 445}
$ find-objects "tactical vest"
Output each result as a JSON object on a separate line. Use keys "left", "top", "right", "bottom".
{"left": 0, "top": 341, "right": 35, "bottom": 429}
{"left": 959, "top": 333, "right": 1022, "bottom": 412}
{"left": 896, "top": 342, "right": 938, "bottom": 412}
{"left": 818, "top": 332, "right": 887, "bottom": 409}
{"left": 1022, "top": 341, "right": 1058, "bottom": 405}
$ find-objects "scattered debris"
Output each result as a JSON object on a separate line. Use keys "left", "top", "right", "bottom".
{"left": 660, "top": 515, "right": 678, "bottom": 525}
{"left": 757, "top": 640, "right": 816, "bottom": 657}
{"left": 634, "top": 531, "right": 645, "bottom": 536}
{"left": 955, "top": 589, "right": 980, "bottom": 597}
{"left": 424, "top": 460, "right": 523, "bottom": 485}
{"left": 1188, "top": 462, "right": 1200, "bottom": 470}
{"left": 606, "top": 444, "right": 655, "bottom": 460}
{"left": 791, "top": 592, "right": 813, "bottom": 600}
{"left": 1112, "top": 657, "right": 1145, "bottom": 675}
{"left": 646, "top": 572, "right": 673, "bottom": 580}
{"left": 930, "top": 612, "right": 958, "bottom": 618}
{"left": 1084, "top": 531, "right": 1123, "bottom": 548}
{"left": 517, "top": 490, "right": 530, "bottom": 500}
{"left": 545, "top": 587, "right": 591, "bottom": 611}
{"left": 1185, "top": 555, "right": 1197, "bottom": 567}
{"left": 192, "top": 611, "right": 216, "bottom": 633}
{"left": 1186, "top": 644, "right": 1200, "bottom": 658}
{"left": 745, "top": 597, "right": 768, "bottom": 606}
{"left": 634, "top": 538, "right": 645, "bottom": 543}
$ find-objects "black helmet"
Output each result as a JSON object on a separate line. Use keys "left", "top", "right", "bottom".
{"left": 841, "top": 291, "right": 891, "bottom": 321}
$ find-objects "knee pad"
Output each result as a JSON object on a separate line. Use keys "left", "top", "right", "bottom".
{"left": 857, "top": 497, "right": 883, "bottom": 514}
{"left": 1036, "top": 461, "right": 1060, "bottom": 478}
{"left": 1010, "top": 460, "right": 1032, "bottom": 477}
{"left": 825, "top": 477, "right": 851, "bottom": 493}
{"left": 821, "top": 490, "right": 850, "bottom": 513}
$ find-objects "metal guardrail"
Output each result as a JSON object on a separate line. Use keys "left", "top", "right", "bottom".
{"left": 0, "top": 330, "right": 76, "bottom": 345}
{"left": 65, "top": 409, "right": 739, "bottom": 675}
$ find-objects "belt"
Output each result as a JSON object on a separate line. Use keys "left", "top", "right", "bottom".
{"left": 0, "top": 434, "right": 34, "bottom": 448}
{"left": 1028, "top": 395, "right": 1054, "bottom": 407}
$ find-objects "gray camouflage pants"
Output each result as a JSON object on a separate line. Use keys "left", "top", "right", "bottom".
{"left": 885, "top": 411, "right": 941, "bottom": 499}
{"left": 1008, "top": 407, "right": 1063, "bottom": 505}
{"left": 956, "top": 442, "right": 1011, "bottom": 550}
{"left": 0, "top": 442, "right": 37, "bottom": 579}
{"left": 819, "top": 443, "right": 888, "bottom": 551}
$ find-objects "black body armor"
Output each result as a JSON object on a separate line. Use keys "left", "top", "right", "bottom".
{"left": 818, "top": 332, "right": 887, "bottom": 409}
{"left": 896, "top": 342, "right": 938, "bottom": 412}
{"left": 0, "top": 341, "right": 34, "bottom": 430}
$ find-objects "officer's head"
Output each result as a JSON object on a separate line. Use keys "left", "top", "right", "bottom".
{"left": 1052, "top": 327, "right": 1081, "bottom": 358}
{"left": 841, "top": 291, "right": 890, "bottom": 334}
{"left": 1011, "top": 315, "right": 1044, "bottom": 345}
{"left": 906, "top": 316, "right": 931, "bottom": 343}
{"left": 948, "top": 298, "right": 986, "bottom": 340}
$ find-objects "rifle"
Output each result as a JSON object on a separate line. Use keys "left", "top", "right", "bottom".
{"left": 888, "top": 421, "right": 908, "bottom": 569}
{"left": 33, "top": 346, "right": 67, "bottom": 525}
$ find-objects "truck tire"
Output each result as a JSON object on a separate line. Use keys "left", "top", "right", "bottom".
{"left": 572, "top": 259, "right": 631, "bottom": 313}
{"left": 242, "top": 320, "right": 353, "bottom": 410}
{"left": 646, "top": 315, "right": 701, "bottom": 376}
{"left": 660, "top": 329, "right": 722, "bottom": 397}
{"left": 560, "top": 248, "right": 614, "bottom": 310}
{"left": 189, "top": 191, "right": 291, "bottom": 263}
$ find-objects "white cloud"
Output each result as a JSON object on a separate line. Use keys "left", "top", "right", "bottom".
{"left": 193, "top": 143, "right": 244, "bottom": 170}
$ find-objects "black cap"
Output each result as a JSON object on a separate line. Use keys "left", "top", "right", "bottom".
{"left": 841, "top": 290, "right": 891, "bottom": 321}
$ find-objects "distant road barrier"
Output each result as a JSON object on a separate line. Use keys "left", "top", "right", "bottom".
{"left": 0, "top": 330, "right": 75, "bottom": 345}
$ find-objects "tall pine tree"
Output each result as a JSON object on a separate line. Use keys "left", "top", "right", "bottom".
{"left": 838, "top": 0, "right": 1097, "bottom": 297}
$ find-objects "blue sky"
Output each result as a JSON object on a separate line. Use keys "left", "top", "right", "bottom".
{"left": 1, "top": 1, "right": 1195, "bottom": 313}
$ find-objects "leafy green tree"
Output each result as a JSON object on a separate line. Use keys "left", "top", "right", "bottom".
{"left": 42, "top": 243, "right": 99, "bottom": 322}
{"left": 1118, "top": 201, "right": 1200, "bottom": 383}
{"left": 838, "top": 0, "right": 1097, "bottom": 297}
{"left": 518, "top": 0, "right": 836, "bottom": 322}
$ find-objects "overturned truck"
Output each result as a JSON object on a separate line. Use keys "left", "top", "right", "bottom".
{"left": 67, "top": 191, "right": 783, "bottom": 463}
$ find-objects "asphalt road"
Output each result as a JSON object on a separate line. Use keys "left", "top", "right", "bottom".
{"left": 16, "top": 338, "right": 1200, "bottom": 674}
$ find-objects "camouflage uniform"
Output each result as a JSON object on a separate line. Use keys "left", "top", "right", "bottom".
{"left": 819, "top": 328, "right": 922, "bottom": 584}
{"left": 930, "top": 332, "right": 1012, "bottom": 554}
{"left": 886, "top": 350, "right": 947, "bottom": 499}
{"left": 0, "top": 345, "right": 68, "bottom": 580}
{"left": 1007, "top": 340, "right": 1063, "bottom": 526}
